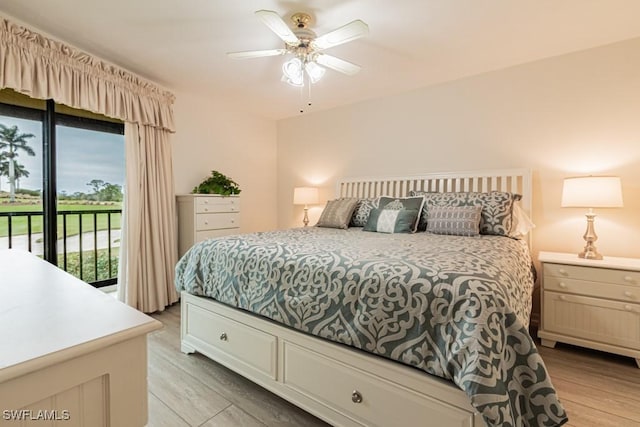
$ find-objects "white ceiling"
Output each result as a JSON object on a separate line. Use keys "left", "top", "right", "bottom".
{"left": 1, "top": 1, "right": 640, "bottom": 120}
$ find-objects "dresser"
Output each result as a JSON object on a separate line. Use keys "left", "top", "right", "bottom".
{"left": 177, "top": 194, "right": 240, "bottom": 257}
{"left": 538, "top": 251, "right": 640, "bottom": 368}
{"left": 0, "top": 250, "right": 162, "bottom": 427}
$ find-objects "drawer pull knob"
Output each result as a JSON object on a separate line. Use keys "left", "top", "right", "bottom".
{"left": 351, "top": 390, "right": 363, "bottom": 404}
{"left": 624, "top": 291, "right": 634, "bottom": 298}
{"left": 559, "top": 282, "right": 567, "bottom": 289}
{"left": 558, "top": 269, "right": 567, "bottom": 275}
{"left": 204, "top": 221, "right": 209, "bottom": 225}
{"left": 624, "top": 305, "right": 633, "bottom": 312}
{"left": 559, "top": 295, "right": 567, "bottom": 301}
{"left": 624, "top": 276, "right": 634, "bottom": 282}
{"left": 220, "top": 332, "right": 228, "bottom": 341}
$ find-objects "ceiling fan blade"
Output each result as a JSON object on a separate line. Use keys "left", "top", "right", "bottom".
{"left": 255, "top": 10, "right": 300, "bottom": 45}
{"left": 311, "top": 20, "right": 369, "bottom": 50}
{"left": 316, "top": 54, "right": 361, "bottom": 76}
{"left": 227, "top": 49, "right": 287, "bottom": 59}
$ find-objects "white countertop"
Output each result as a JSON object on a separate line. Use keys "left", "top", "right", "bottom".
{"left": 0, "top": 249, "right": 162, "bottom": 382}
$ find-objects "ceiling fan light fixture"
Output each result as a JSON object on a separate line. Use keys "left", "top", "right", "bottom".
{"left": 282, "top": 57, "right": 304, "bottom": 86}
{"left": 305, "top": 61, "right": 325, "bottom": 84}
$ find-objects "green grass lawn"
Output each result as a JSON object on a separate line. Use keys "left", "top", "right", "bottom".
{"left": 0, "top": 202, "right": 122, "bottom": 238}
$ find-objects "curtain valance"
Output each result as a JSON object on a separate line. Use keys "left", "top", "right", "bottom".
{"left": 0, "top": 17, "right": 175, "bottom": 131}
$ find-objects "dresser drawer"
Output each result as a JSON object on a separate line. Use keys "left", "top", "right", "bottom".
{"left": 543, "top": 291, "right": 640, "bottom": 350}
{"left": 196, "top": 197, "right": 239, "bottom": 213}
{"left": 544, "top": 263, "right": 640, "bottom": 286}
{"left": 544, "top": 276, "right": 640, "bottom": 303}
{"left": 185, "top": 304, "right": 277, "bottom": 379}
{"left": 283, "top": 342, "right": 474, "bottom": 427}
{"left": 195, "top": 229, "right": 238, "bottom": 243}
{"left": 196, "top": 212, "right": 239, "bottom": 230}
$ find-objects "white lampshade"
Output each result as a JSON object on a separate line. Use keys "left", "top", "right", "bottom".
{"left": 293, "top": 187, "right": 319, "bottom": 205}
{"left": 305, "top": 61, "right": 326, "bottom": 84}
{"left": 561, "top": 176, "right": 623, "bottom": 208}
{"left": 282, "top": 57, "right": 304, "bottom": 87}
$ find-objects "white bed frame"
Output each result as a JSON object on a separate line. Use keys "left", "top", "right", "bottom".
{"left": 181, "top": 168, "right": 532, "bottom": 427}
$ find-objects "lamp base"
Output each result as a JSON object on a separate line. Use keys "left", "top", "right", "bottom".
{"left": 303, "top": 207, "right": 309, "bottom": 227}
{"left": 578, "top": 247, "right": 603, "bottom": 260}
{"left": 578, "top": 210, "right": 603, "bottom": 260}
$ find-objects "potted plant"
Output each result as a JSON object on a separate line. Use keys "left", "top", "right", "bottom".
{"left": 192, "top": 170, "right": 241, "bottom": 196}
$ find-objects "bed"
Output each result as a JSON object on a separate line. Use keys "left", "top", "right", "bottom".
{"left": 175, "top": 169, "right": 568, "bottom": 427}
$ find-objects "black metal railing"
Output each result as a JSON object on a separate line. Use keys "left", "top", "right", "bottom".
{"left": 0, "top": 209, "right": 122, "bottom": 287}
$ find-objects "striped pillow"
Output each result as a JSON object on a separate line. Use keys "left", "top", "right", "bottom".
{"left": 426, "top": 206, "right": 482, "bottom": 236}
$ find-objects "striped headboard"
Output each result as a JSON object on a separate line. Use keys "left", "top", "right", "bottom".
{"left": 337, "top": 168, "right": 532, "bottom": 244}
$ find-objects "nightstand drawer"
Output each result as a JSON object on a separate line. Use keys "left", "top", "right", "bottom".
{"left": 543, "top": 291, "right": 640, "bottom": 350}
{"left": 544, "top": 276, "right": 640, "bottom": 302}
{"left": 196, "top": 197, "right": 239, "bottom": 213}
{"left": 196, "top": 212, "right": 239, "bottom": 230}
{"left": 544, "top": 263, "right": 640, "bottom": 286}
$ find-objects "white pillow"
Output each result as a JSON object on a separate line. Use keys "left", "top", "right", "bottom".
{"left": 510, "top": 203, "right": 535, "bottom": 238}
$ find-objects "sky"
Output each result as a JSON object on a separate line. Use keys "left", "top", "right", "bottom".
{"left": 0, "top": 115, "right": 124, "bottom": 194}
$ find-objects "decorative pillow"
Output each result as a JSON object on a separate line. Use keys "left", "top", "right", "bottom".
{"left": 316, "top": 198, "right": 359, "bottom": 229}
{"left": 509, "top": 202, "right": 535, "bottom": 238}
{"left": 380, "top": 196, "right": 425, "bottom": 232}
{"left": 364, "top": 208, "right": 420, "bottom": 234}
{"left": 412, "top": 191, "right": 520, "bottom": 236}
{"left": 408, "top": 190, "right": 432, "bottom": 231}
{"left": 426, "top": 206, "right": 482, "bottom": 236}
{"left": 350, "top": 198, "right": 380, "bottom": 227}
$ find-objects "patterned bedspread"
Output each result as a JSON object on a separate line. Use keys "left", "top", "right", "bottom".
{"left": 175, "top": 227, "right": 568, "bottom": 427}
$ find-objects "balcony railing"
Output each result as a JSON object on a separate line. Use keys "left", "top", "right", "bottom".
{"left": 0, "top": 209, "right": 122, "bottom": 288}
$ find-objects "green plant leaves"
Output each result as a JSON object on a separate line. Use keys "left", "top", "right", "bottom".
{"left": 192, "top": 170, "right": 241, "bottom": 195}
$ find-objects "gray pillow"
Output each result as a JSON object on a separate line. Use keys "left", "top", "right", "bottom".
{"left": 426, "top": 206, "right": 482, "bottom": 236}
{"left": 316, "top": 198, "right": 359, "bottom": 229}
{"left": 410, "top": 191, "right": 520, "bottom": 236}
{"left": 350, "top": 198, "right": 380, "bottom": 227}
{"left": 364, "top": 208, "right": 420, "bottom": 234}
{"left": 377, "top": 196, "right": 425, "bottom": 232}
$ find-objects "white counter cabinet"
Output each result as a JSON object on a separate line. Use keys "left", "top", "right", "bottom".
{"left": 0, "top": 250, "right": 162, "bottom": 427}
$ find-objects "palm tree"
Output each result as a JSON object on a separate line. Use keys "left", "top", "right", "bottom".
{"left": 0, "top": 124, "right": 35, "bottom": 202}
{"left": 0, "top": 152, "right": 5, "bottom": 193}
{"left": 0, "top": 159, "right": 30, "bottom": 189}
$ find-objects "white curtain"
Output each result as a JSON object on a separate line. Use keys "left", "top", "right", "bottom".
{"left": 0, "top": 16, "right": 179, "bottom": 312}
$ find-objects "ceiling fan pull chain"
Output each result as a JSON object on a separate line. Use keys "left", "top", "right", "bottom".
{"left": 299, "top": 74, "right": 305, "bottom": 113}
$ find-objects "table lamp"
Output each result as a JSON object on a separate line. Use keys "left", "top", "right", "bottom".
{"left": 561, "top": 176, "right": 623, "bottom": 260}
{"left": 293, "top": 187, "right": 319, "bottom": 227}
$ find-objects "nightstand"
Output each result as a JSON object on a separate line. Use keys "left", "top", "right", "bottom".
{"left": 538, "top": 251, "right": 640, "bottom": 368}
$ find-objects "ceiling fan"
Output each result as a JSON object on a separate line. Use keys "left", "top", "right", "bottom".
{"left": 227, "top": 10, "right": 369, "bottom": 87}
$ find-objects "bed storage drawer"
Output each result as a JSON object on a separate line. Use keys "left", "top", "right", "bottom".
{"left": 282, "top": 342, "right": 474, "bottom": 427}
{"left": 184, "top": 304, "right": 277, "bottom": 380}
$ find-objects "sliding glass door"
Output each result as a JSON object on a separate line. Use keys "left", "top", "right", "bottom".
{"left": 0, "top": 89, "right": 124, "bottom": 287}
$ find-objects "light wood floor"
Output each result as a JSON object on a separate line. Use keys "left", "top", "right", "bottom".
{"left": 148, "top": 303, "right": 640, "bottom": 427}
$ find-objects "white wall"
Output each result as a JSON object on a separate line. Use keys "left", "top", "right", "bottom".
{"left": 277, "top": 37, "right": 640, "bottom": 261}
{"left": 173, "top": 91, "right": 278, "bottom": 233}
